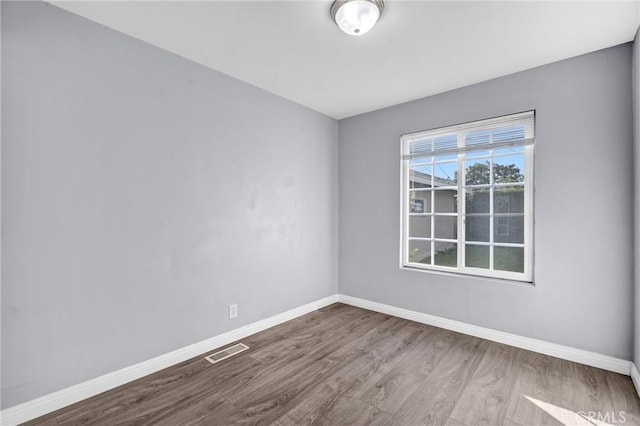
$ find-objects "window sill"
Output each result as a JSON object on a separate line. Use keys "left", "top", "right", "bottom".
{"left": 400, "top": 264, "right": 535, "bottom": 287}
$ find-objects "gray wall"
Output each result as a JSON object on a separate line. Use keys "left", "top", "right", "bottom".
{"left": 340, "top": 44, "right": 634, "bottom": 360}
{"left": 1, "top": 2, "right": 338, "bottom": 408}
{"left": 0, "top": 0, "right": 3, "bottom": 411}
{"left": 634, "top": 29, "right": 640, "bottom": 368}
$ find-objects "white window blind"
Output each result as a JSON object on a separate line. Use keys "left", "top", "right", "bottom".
{"left": 402, "top": 111, "right": 535, "bottom": 160}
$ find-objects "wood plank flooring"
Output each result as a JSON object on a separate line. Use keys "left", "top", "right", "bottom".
{"left": 23, "top": 303, "right": 640, "bottom": 425}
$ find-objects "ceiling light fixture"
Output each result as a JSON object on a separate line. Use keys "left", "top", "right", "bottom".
{"left": 330, "top": 0, "right": 384, "bottom": 36}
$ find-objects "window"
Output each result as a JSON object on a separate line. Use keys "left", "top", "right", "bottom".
{"left": 401, "top": 111, "right": 534, "bottom": 282}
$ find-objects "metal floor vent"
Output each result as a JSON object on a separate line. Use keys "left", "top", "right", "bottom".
{"left": 204, "top": 343, "right": 249, "bottom": 365}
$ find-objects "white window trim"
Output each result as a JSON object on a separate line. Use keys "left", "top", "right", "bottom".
{"left": 400, "top": 112, "right": 534, "bottom": 283}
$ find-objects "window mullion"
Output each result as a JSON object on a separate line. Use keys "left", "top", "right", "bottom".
{"left": 524, "top": 145, "right": 534, "bottom": 280}
{"left": 458, "top": 133, "right": 464, "bottom": 272}
{"left": 430, "top": 187, "right": 435, "bottom": 265}
{"left": 403, "top": 160, "right": 409, "bottom": 265}
{"left": 489, "top": 152, "right": 495, "bottom": 271}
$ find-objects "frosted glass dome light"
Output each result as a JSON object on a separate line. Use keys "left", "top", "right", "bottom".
{"left": 330, "top": 0, "right": 384, "bottom": 36}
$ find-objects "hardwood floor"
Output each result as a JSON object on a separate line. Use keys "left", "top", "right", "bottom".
{"left": 23, "top": 303, "right": 640, "bottom": 425}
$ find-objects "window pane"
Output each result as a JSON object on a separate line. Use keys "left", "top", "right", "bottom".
{"left": 433, "top": 162, "right": 457, "bottom": 187}
{"left": 466, "top": 216, "right": 489, "bottom": 242}
{"left": 493, "top": 154, "right": 524, "bottom": 183}
{"left": 493, "top": 146, "right": 525, "bottom": 156}
{"left": 434, "top": 190, "right": 457, "bottom": 213}
{"left": 464, "top": 158, "right": 491, "bottom": 185}
{"left": 434, "top": 242, "right": 457, "bottom": 267}
{"left": 434, "top": 216, "right": 457, "bottom": 239}
{"left": 494, "top": 246, "right": 524, "bottom": 273}
{"left": 434, "top": 153, "right": 457, "bottom": 162}
{"left": 410, "top": 164, "right": 432, "bottom": 189}
{"left": 465, "top": 244, "right": 489, "bottom": 269}
{"left": 466, "top": 150, "right": 490, "bottom": 158}
{"left": 494, "top": 215, "right": 524, "bottom": 244}
{"left": 408, "top": 240, "right": 431, "bottom": 264}
{"left": 409, "top": 191, "right": 431, "bottom": 214}
{"left": 494, "top": 187, "right": 524, "bottom": 213}
{"left": 465, "top": 188, "right": 490, "bottom": 213}
{"left": 409, "top": 216, "right": 431, "bottom": 238}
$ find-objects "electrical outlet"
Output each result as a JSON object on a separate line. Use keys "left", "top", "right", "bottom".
{"left": 229, "top": 304, "right": 238, "bottom": 319}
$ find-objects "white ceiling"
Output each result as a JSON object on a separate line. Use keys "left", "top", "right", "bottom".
{"left": 52, "top": 1, "right": 640, "bottom": 119}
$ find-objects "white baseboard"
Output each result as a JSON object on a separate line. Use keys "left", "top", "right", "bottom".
{"left": 337, "top": 294, "right": 632, "bottom": 376}
{"left": 0, "top": 295, "right": 339, "bottom": 426}
{"left": 631, "top": 364, "right": 640, "bottom": 398}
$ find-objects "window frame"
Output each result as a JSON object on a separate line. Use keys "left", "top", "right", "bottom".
{"left": 400, "top": 112, "right": 534, "bottom": 283}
